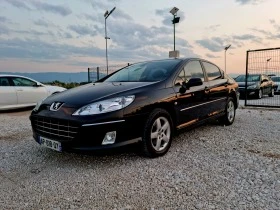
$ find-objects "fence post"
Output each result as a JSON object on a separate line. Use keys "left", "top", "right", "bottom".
{"left": 97, "top": 67, "right": 99, "bottom": 81}
{"left": 88, "top": 68, "right": 90, "bottom": 83}
{"left": 245, "top": 50, "right": 249, "bottom": 106}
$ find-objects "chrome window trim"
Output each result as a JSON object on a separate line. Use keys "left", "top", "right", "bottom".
{"left": 180, "top": 98, "right": 227, "bottom": 112}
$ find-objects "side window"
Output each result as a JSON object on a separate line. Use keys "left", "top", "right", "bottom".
{"left": 202, "top": 62, "right": 222, "bottom": 81}
{"left": 0, "top": 77, "right": 10, "bottom": 86}
{"left": 12, "top": 77, "right": 36, "bottom": 87}
{"left": 184, "top": 61, "right": 205, "bottom": 82}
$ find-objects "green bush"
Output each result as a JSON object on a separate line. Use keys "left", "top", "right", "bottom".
{"left": 44, "top": 80, "right": 90, "bottom": 89}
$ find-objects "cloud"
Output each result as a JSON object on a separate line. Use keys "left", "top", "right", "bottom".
{"left": 269, "top": 19, "right": 276, "bottom": 24}
{"left": 196, "top": 38, "right": 226, "bottom": 52}
{"left": 68, "top": 25, "right": 97, "bottom": 36}
{"left": 235, "top": 0, "right": 263, "bottom": 5}
{"left": 32, "top": 2, "right": 72, "bottom": 16}
{"left": 269, "top": 19, "right": 280, "bottom": 32}
{"left": 0, "top": 25, "right": 10, "bottom": 35}
{"left": 205, "top": 53, "right": 220, "bottom": 59}
{"left": 206, "top": 24, "right": 221, "bottom": 32}
{"left": 13, "top": 29, "right": 53, "bottom": 37}
{"left": 33, "top": 19, "right": 50, "bottom": 27}
{"left": 0, "top": 16, "right": 8, "bottom": 23}
{"left": 0, "top": 38, "right": 104, "bottom": 61}
{"left": 232, "top": 34, "right": 258, "bottom": 40}
{"left": 250, "top": 24, "right": 280, "bottom": 40}
{"left": 3, "top": 0, "right": 31, "bottom": 10}
{"left": 112, "top": 10, "right": 133, "bottom": 21}
{"left": 196, "top": 33, "right": 264, "bottom": 52}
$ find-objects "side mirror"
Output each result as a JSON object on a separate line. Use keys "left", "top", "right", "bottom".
{"left": 34, "top": 82, "right": 42, "bottom": 87}
{"left": 179, "top": 78, "right": 203, "bottom": 94}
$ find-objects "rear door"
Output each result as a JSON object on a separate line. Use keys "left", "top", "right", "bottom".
{"left": 201, "top": 61, "right": 228, "bottom": 116}
{"left": 0, "top": 77, "right": 17, "bottom": 107}
{"left": 10, "top": 77, "right": 48, "bottom": 105}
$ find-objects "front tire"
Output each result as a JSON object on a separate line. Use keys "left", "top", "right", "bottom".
{"left": 141, "top": 108, "right": 173, "bottom": 158}
{"left": 257, "top": 89, "right": 263, "bottom": 99}
{"left": 219, "top": 97, "right": 236, "bottom": 126}
{"left": 269, "top": 88, "right": 274, "bottom": 97}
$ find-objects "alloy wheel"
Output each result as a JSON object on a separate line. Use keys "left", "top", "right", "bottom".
{"left": 150, "top": 117, "right": 171, "bottom": 152}
{"left": 258, "top": 89, "right": 262, "bottom": 99}
{"left": 227, "top": 101, "right": 235, "bottom": 123}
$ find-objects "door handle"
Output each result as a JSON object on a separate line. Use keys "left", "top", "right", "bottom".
{"left": 16, "top": 89, "right": 23, "bottom": 91}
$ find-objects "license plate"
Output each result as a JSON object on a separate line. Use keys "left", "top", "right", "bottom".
{"left": 39, "top": 136, "right": 62, "bottom": 152}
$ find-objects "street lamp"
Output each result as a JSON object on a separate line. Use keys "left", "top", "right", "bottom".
{"left": 224, "top": 44, "right": 231, "bottom": 73}
{"left": 170, "top": 7, "right": 180, "bottom": 51}
{"left": 104, "top": 7, "right": 116, "bottom": 75}
{"left": 266, "top": 58, "right": 271, "bottom": 74}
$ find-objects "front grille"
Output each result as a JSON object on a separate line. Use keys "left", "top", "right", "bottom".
{"left": 31, "top": 116, "right": 79, "bottom": 141}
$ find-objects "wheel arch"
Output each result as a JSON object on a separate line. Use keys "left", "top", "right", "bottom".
{"left": 148, "top": 103, "right": 177, "bottom": 129}
{"left": 229, "top": 90, "right": 238, "bottom": 109}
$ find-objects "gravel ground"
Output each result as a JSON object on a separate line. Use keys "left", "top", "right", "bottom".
{"left": 0, "top": 105, "right": 280, "bottom": 210}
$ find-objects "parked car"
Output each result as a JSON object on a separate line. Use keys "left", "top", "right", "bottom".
{"left": 234, "top": 74, "right": 274, "bottom": 99}
{"left": 271, "top": 76, "right": 280, "bottom": 94}
{"left": 30, "top": 58, "right": 239, "bottom": 157}
{"left": 0, "top": 75, "right": 66, "bottom": 110}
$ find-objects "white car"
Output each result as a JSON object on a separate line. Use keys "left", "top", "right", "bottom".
{"left": 0, "top": 75, "right": 66, "bottom": 111}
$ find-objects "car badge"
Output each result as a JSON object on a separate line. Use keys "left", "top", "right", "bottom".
{"left": 50, "top": 102, "right": 63, "bottom": 111}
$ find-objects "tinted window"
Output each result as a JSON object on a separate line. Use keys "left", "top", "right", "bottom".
{"left": 184, "top": 61, "right": 205, "bottom": 81}
{"left": 105, "top": 60, "right": 181, "bottom": 82}
{"left": 11, "top": 77, "right": 36, "bottom": 87}
{"left": 0, "top": 77, "right": 10, "bottom": 86}
{"left": 271, "top": 77, "right": 280, "bottom": 82}
{"left": 202, "top": 62, "right": 222, "bottom": 81}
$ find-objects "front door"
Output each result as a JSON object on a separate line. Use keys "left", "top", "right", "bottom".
{"left": 10, "top": 77, "right": 48, "bottom": 105}
{"left": 0, "top": 77, "right": 17, "bottom": 107}
{"left": 173, "top": 60, "right": 209, "bottom": 127}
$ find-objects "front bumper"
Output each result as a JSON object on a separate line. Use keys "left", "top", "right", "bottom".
{"left": 30, "top": 112, "right": 147, "bottom": 151}
{"left": 238, "top": 88, "right": 258, "bottom": 97}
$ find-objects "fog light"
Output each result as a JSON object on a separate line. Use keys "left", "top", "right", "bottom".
{"left": 102, "top": 131, "right": 116, "bottom": 145}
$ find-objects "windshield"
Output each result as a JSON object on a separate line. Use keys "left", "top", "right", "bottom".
{"left": 104, "top": 60, "right": 181, "bottom": 82}
{"left": 235, "top": 75, "right": 260, "bottom": 82}
{"left": 271, "top": 77, "right": 280, "bottom": 82}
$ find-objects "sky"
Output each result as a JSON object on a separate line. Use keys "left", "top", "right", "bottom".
{"left": 0, "top": 0, "right": 280, "bottom": 74}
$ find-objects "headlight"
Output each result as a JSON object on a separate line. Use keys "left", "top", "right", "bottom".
{"left": 73, "top": 95, "right": 135, "bottom": 116}
{"left": 247, "top": 84, "right": 258, "bottom": 89}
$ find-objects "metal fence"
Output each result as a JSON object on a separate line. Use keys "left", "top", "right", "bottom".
{"left": 245, "top": 47, "right": 280, "bottom": 108}
{"left": 87, "top": 63, "right": 130, "bottom": 82}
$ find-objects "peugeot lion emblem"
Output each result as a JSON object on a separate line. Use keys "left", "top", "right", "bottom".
{"left": 50, "top": 102, "right": 63, "bottom": 111}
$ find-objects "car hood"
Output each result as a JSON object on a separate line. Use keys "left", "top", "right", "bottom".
{"left": 237, "top": 81, "right": 259, "bottom": 87}
{"left": 43, "top": 82, "right": 158, "bottom": 108}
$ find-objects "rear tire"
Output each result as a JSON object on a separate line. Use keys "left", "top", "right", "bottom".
{"left": 141, "top": 108, "right": 173, "bottom": 158}
{"left": 219, "top": 97, "right": 236, "bottom": 126}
